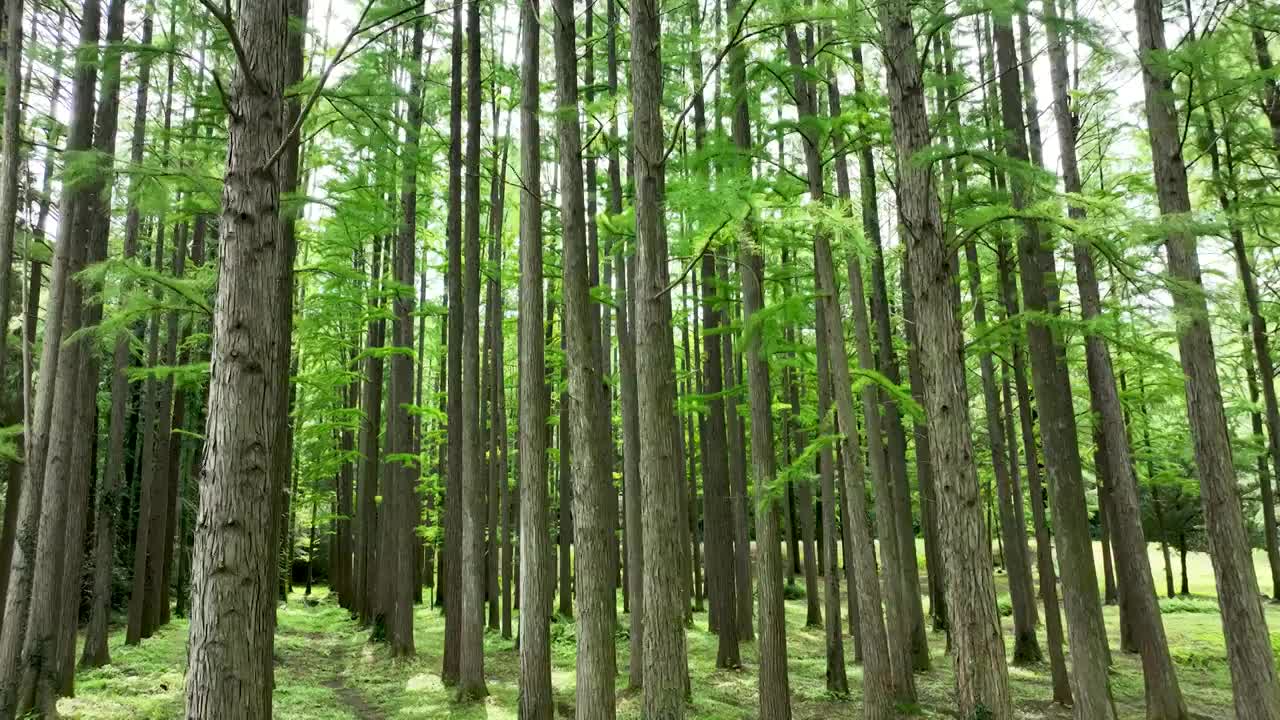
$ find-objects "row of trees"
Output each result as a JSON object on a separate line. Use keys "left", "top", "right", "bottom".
{"left": 0, "top": 0, "right": 1276, "bottom": 718}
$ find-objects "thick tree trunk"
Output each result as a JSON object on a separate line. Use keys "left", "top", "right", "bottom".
{"left": 879, "top": 0, "right": 1012, "bottom": 716}
{"left": 1134, "top": 0, "right": 1280, "bottom": 716}
{"left": 183, "top": 0, "right": 295, "bottom": 715}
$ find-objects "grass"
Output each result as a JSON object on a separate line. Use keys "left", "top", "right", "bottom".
{"left": 61, "top": 542, "right": 1279, "bottom": 719}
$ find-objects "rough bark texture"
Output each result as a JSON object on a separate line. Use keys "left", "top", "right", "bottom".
{"left": 0, "top": 0, "right": 99, "bottom": 711}
{"left": 879, "top": 1, "right": 1012, "bottom": 717}
{"left": 962, "top": 237, "right": 1040, "bottom": 664}
{"left": 517, "top": 1, "right": 551, "bottom": 712}
{"left": 631, "top": 0, "right": 688, "bottom": 713}
{"left": 993, "top": 11, "right": 1117, "bottom": 718}
{"left": 553, "top": 0, "right": 617, "bottom": 711}
{"left": 441, "top": 0, "right": 464, "bottom": 685}
{"left": 730, "top": 5, "right": 790, "bottom": 701}
{"left": 457, "top": 0, "right": 489, "bottom": 699}
{"left": 1135, "top": 0, "right": 1280, "bottom": 716}
{"left": 184, "top": 0, "right": 293, "bottom": 715}
{"left": 1041, "top": 0, "right": 1187, "bottom": 714}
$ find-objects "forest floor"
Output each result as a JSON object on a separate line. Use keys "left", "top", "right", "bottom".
{"left": 60, "top": 542, "right": 1279, "bottom": 719}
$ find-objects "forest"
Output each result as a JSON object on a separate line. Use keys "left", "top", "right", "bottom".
{"left": 0, "top": 0, "right": 1277, "bottom": 716}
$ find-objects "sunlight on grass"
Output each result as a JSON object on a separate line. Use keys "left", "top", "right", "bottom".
{"left": 61, "top": 543, "right": 1279, "bottom": 718}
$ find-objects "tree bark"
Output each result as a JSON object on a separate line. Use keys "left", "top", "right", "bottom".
{"left": 517, "top": 0, "right": 552, "bottom": 712}
{"left": 0, "top": 0, "right": 100, "bottom": 711}
{"left": 1134, "top": 0, "right": 1280, "bottom": 715}
{"left": 457, "top": 0, "right": 489, "bottom": 698}
{"left": 82, "top": 0, "right": 147, "bottom": 670}
{"left": 729, "top": 2, "right": 790, "bottom": 704}
{"left": 553, "top": 0, "right": 618, "bottom": 710}
{"left": 992, "top": 10, "right": 1117, "bottom": 717}
{"left": 879, "top": 0, "right": 1012, "bottom": 716}
{"left": 631, "top": 0, "right": 688, "bottom": 712}
{"left": 441, "top": 0, "right": 464, "bottom": 685}
{"left": 384, "top": 3, "right": 426, "bottom": 656}
{"left": 183, "top": 0, "right": 296, "bottom": 715}
{"left": 814, "top": 301, "right": 847, "bottom": 694}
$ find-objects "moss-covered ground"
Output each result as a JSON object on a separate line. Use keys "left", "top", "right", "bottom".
{"left": 60, "top": 542, "right": 1279, "bottom": 718}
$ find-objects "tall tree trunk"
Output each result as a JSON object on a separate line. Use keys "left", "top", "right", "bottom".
{"left": 784, "top": 23, "right": 900, "bottom": 714}
{"left": 356, "top": 237, "right": 385, "bottom": 626}
{"left": 1134, "top": 0, "right": 1280, "bottom": 716}
{"left": 844, "top": 43, "right": 930, "bottom": 669}
{"left": 701, "top": 245, "right": 739, "bottom": 667}
{"left": 0, "top": 0, "right": 24, "bottom": 389}
{"left": 66, "top": 2, "right": 131, "bottom": 666}
{"left": 553, "top": 0, "right": 618, "bottom": 710}
{"left": 631, "top": 0, "right": 688, "bottom": 711}
{"left": 457, "top": 0, "right": 489, "bottom": 698}
{"left": 0, "top": 0, "right": 100, "bottom": 711}
{"left": 1041, "top": 1, "right": 1187, "bottom": 713}
{"left": 384, "top": 3, "right": 426, "bottom": 656}
{"left": 183, "top": 0, "right": 296, "bottom": 714}
{"left": 961, "top": 237, "right": 1040, "bottom": 664}
{"left": 441, "top": 0, "right": 464, "bottom": 685}
{"left": 82, "top": 0, "right": 147, "bottom": 671}
{"left": 992, "top": 10, "right": 1117, "bottom": 717}
{"left": 878, "top": 0, "right": 1012, "bottom": 716}
{"left": 728, "top": 1, "right": 789, "bottom": 707}
{"left": 517, "top": 0, "right": 552, "bottom": 712}
{"left": 814, "top": 300, "right": 847, "bottom": 694}
{"left": 606, "top": 0, "right": 643, "bottom": 687}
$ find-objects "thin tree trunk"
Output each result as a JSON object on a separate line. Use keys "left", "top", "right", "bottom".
{"left": 815, "top": 300, "right": 848, "bottom": 694}
{"left": 631, "top": 0, "right": 688, "bottom": 711}
{"left": 384, "top": 3, "right": 426, "bottom": 656}
{"left": 728, "top": 2, "right": 789, "bottom": 706}
{"left": 82, "top": 0, "right": 146, "bottom": 669}
{"left": 962, "top": 237, "right": 1040, "bottom": 664}
{"left": 1134, "top": 0, "right": 1280, "bottom": 716}
{"left": 457, "top": 0, "right": 489, "bottom": 698}
{"left": 784, "top": 23, "right": 899, "bottom": 715}
{"left": 553, "top": 0, "right": 617, "bottom": 710}
{"left": 517, "top": 0, "right": 551, "bottom": 712}
{"left": 441, "top": 0, "right": 465, "bottom": 685}
{"left": 992, "top": 10, "right": 1117, "bottom": 716}
{"left": 879, "top": 0, "right": 1012, "bottom": 715}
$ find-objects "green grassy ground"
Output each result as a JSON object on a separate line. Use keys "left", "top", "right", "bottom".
{"left": 61, "top": 543, "right": 1280, "bottom": 719}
